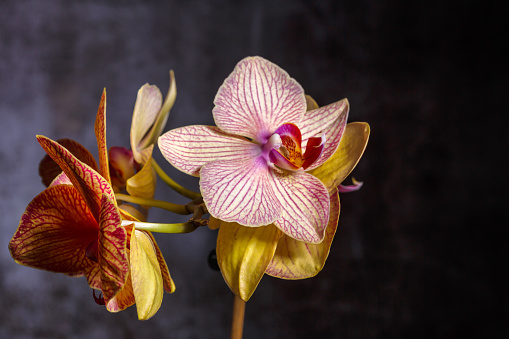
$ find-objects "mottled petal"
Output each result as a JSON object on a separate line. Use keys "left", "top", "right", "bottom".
{"left": 300, "top": 99, "right": 349, "bottom": 170}
{"left": 109, "top": 147, "right": 135, "bottom": 188}
{"left": 126, "top": 146, "right": 157, "bottom": 200}
{"left": 94, "top": 89, "right": 111, "bottom": 183}
{"left": 8, "top": 185, "right": 98, "bottom": 275}
{"left": 266, "top": 192, "right": 340, "bottom": 279}
{"left": 213, "top": 56, "right": 306, "bottom": 142}
{"left": 37, "top": 135, "right": 116, "bottom": 222}
{"left": 39, "top": 138, "right": 98, "bottom": 187}
{"left": 216, "top": 222, "right": 282, "bottom": 301}
{"left": 49, "top": 172, "right": 72, "bottom": 186}
{"left": 131, "top": 84, "right": 163, "bottom": 163}
{"left": 309, "top": 122, "right": 370, "bottom": 195}
{"left": 272, "top": 171, "right": 330, "bottom": 243}
{"left": 159, "top": 125, "right": 260, "bottom": 177}
{"left": 200, "top": 157, "right": 282, "bottom": 227}
{"left": 130, "top": 229, "right": 164, "bottom": 320}
{"left": 98, "top": 194, "right": 128, "bottom": 302}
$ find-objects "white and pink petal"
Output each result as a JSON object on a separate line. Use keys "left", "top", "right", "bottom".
{"left": 272, "top": 171, "right": 330, "bottom": 244}
{"left": 158, "top": 125, "right": 260, "bottom": 177}
{"left": 213, "top": 56, "right": 306, "bottom": 142}
{"left": 200, "top": 156, "right": 282, "bottom": 227}
{"left": 299, "top": 99, "right": 349, "bottom": 170}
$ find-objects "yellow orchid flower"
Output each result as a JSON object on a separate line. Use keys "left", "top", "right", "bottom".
{"left": 10, "top": 90, "right": 175, "bottom": 319}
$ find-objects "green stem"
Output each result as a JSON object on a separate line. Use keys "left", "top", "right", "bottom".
{"left": 152, "top": 159, "right": 201, "bottom": 200}
{"left": 115, "top": 193, "right": 190, "bottom": 215}
{"left": 121, "top": 220, "right": 197, "bottom": 233}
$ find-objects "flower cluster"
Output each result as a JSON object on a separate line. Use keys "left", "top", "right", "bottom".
{"left": 9, "top": 56, "right": 369, "bottom": 319}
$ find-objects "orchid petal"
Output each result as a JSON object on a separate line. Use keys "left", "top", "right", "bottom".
{"left": 109, "top": 147, "right": 135, "bottom": 187}
{"left": 131, "top": 84, "right": 163, "bottom": 163}
{"left": 213, "top": 56, "right": 306, "bottom": 142}
{"left": 200, "top": 157, "right": 282, "bottom": 227}
{"left": 37, "top": 135, "right": 116, "bottom": 222}
{"left": 266, "top": 192, "right": 340, "bottom": 279}
{"left": 300, "top": 99, "right": 349, "bottom": 170}
{"left": 138, "top": 70, "right": 177, "bottom": 154}
{"left": 49, "top": 172, "right": 72, "bottom": 186}
{"left": 159, "top": 125, "right": 260, "bottom": 177}
{"left": 94, "top": 89, "right": 111, "bottom": 183}
{"left": 338, "top": 178, "right": 363, "bottom": 193}
{"left": 8, "top": 185, "right": 98, "bottom": 275}
{"left": 126, "top": 146, "right": 157, "bottom": 200}
{"left": 98, "top": 193, "right": 128, "bottom": 302}
{"left": 106, "top": 273, "right": 135, "bottom": 313}
{"left": 39, "top": 138, "right": 98, "bottom": 187}
{"left": 146, "top": 231, "right": 175, "bottom": 293}
{"left": 208, "top": 216, "right": 221, "bottom": 230}
{"left": 309, "top": 122, "right": 370, "bottom": 195}
{"left": 105, "top": 224, "right": 135, "bottom": 313}
{"left": 272, "top": 171, "right": 330, "bottom": 244}
{"left": 130, "top": 229, "right": 164, "bottom": 320}
{"left": 305, "top": 94, "right": 319, "bottom": 111}
{"left": 269, "top": 149, "right": 300, "bottom": 170}
{"left": 216, "top": 222, "right": 282, "bottom": 301}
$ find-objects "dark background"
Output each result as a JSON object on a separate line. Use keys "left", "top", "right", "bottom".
{"left": 0, "top": 1, "right": 505, "bottom": 338}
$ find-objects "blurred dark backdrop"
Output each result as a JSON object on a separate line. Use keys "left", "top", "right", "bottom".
{"left": 0, "top": 0, "right": 505, "bottom": 338}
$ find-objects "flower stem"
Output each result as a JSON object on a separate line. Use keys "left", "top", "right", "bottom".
{"left": 230, "top": 295, "right": 246, "bottom": 339}
{"left": 121, "top": 220, "right": 197, "bottom": 233}
{"left": 152, "top": 159, "right": 201, "bottom": 200}
{"left": 115, "top": 193, "right": 190, "bottom": 215}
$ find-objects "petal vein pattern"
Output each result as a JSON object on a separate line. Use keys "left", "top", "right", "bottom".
{"left": 272, "top": 171, "right": 330, "bottom": 243}
{"left": 200, "top": 157, "right": 282, "bottom": 227}
{"left": 213, "top": 57, "right": 306, "bottom": 141}
{"left": 299, "top": 99, "right": 349, "bottom": 170}
{"left": 37, "top": 136, "right": 116, "bottom": 221}
{"left": 9, "top": 185, "right": 98, "bottom": 275}
{"left": 159, "top": 125, "right": 260, "bottom": 176}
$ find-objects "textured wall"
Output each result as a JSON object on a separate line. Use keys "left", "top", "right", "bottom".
{"left": 0, "top": 1, "right": 504, "bottom": 338}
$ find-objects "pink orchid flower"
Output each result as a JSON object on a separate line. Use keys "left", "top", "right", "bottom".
{"left": 159, "top": 56, "right": 349, "bottom": 244}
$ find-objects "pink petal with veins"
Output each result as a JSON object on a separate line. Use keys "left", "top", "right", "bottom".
{"left": 200, "top": 157, "right": 282, "bottom": 227}
{"left": 159, "top": 125, "right": 260, "bottom": 177}
{"left": 300, "top": 99, "right": 349, "bottom": 170}
{"left": 272, "top": 171, "right": 330, "bottom": 243}
{"left": 213, "top": 57, "right": 306, "bottom": 143}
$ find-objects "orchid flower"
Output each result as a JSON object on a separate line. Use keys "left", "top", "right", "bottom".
{"left": 10, "top": 90, "right": 175, "bottom": 319}
{"left": 159, "top": 56, "right": 369, "bottom": 300}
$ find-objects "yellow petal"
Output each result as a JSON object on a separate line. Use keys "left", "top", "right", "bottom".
{"left": 145, "top": 231, "right": 175, "bottom": 293}
{"left": 308, "top": 122, "right": 370, "bottom": 194}
{"left": 305, "top": 94, "right": 319, "bottom": 111}
{"left": 94, "top": 89, "right": 111, "bottom": 184}
{"left": 265, "top": 192, "right": 340, "bottom": 279}
{"left": 126, "top": 146, "right": 157, "bottom": 200}
{"left": 130, "top": 229, "right": 164, "bottom": 320}
{"left": 216, "top": 222, "right": 281, "bottom": 301}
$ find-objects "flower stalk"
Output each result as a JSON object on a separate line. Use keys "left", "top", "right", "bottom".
{"left": 115, "top": 193, "right": 190, "bottom": 215}
{"left": 152, "top": 158, "right": 201, "bottom": 200}
{"left": 231, "top": 295, "right": 246, "bottom": 339}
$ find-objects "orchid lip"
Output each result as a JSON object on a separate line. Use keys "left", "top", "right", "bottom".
{"left": 86, "top": 239, "right": 99, "bottom": 262}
